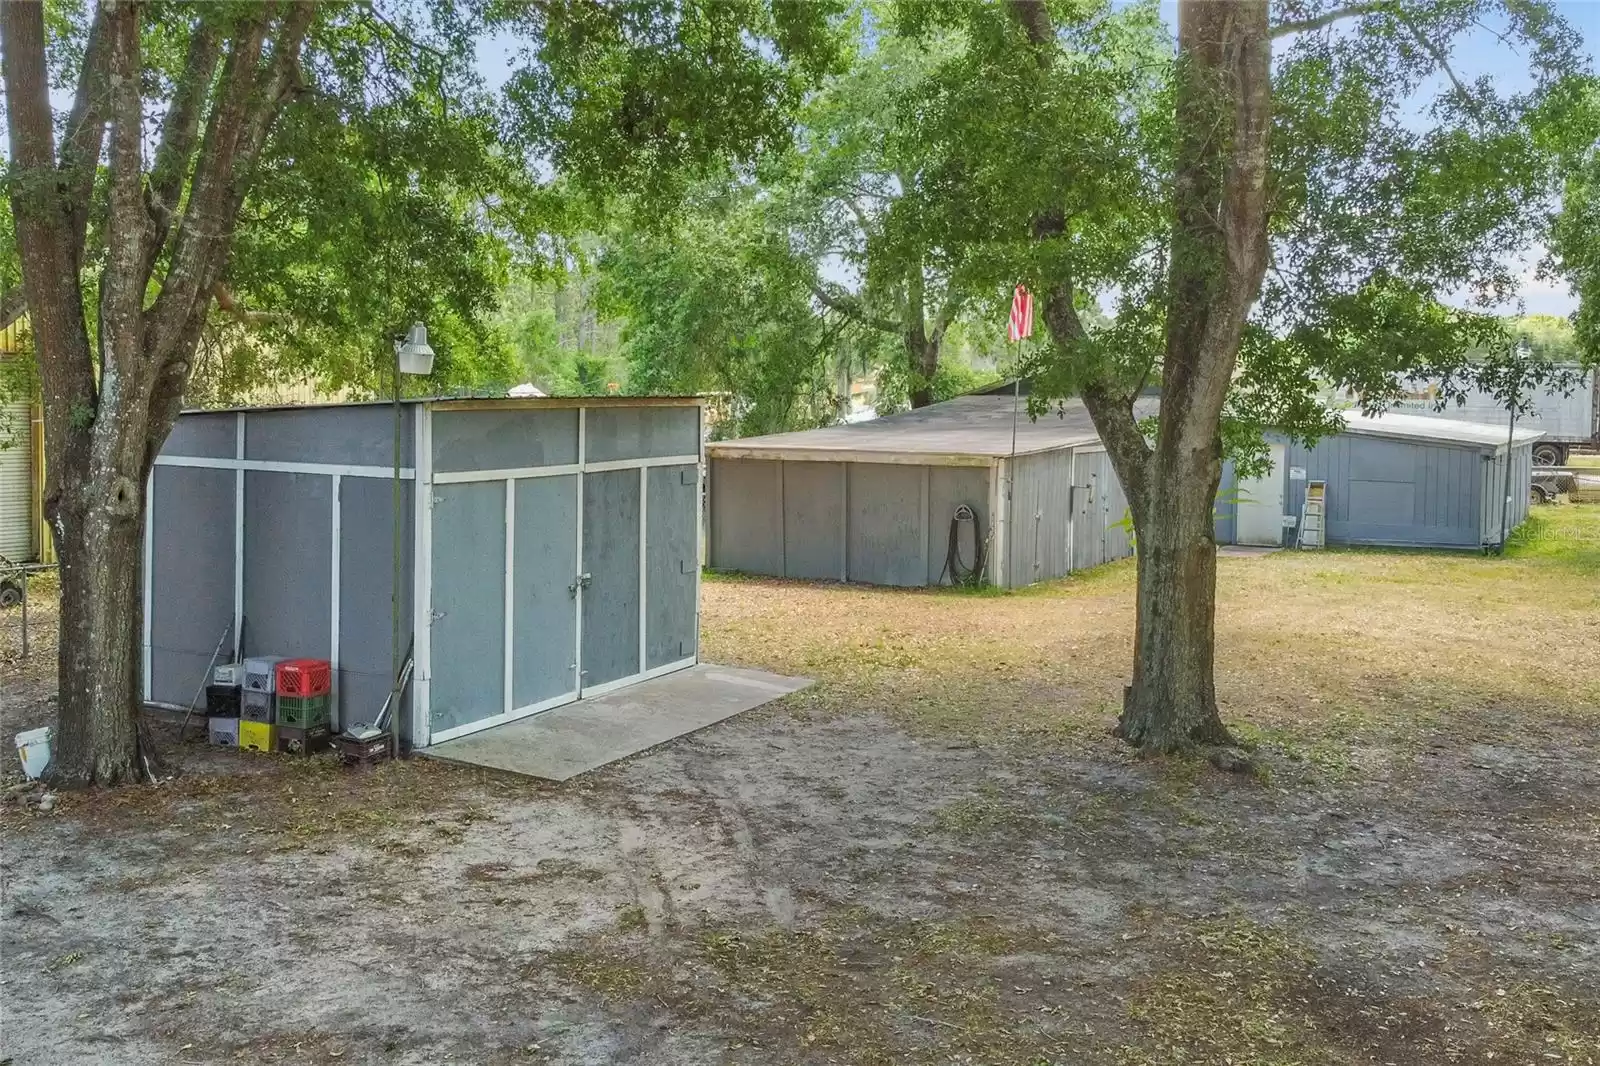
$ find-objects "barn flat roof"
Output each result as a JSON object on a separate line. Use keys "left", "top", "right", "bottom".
{"left": 1340, "top": 410, "right": 1544, "bottom": 448}
{"left": 705, "top": 395, "right": 1161, "bottom": 464}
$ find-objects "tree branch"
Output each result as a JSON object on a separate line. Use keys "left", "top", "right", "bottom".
{"left": 1394, "top": 13, "right": 1487, "bottom": 125}
{"left": 810, "top": 281, "right": 900, "bottom": 335}
{"left": 2, "top": 0, "right": 99, "bottom": 497}
{"left": 1270, "top": 1, "right": 1389, "bottom": 38}
{"left": 98, "top": 0, "right": 152, "bottom": 396}
{"left": 143, "top": 10, "right": 274, "bottom": 363}
{"left": 146, "top": 18, "right": 223, "bottom": 262}
{"left": 59, "top": 5, "right": 113, "bottom": 275}
{"left": 213, "top": 282, "right": 293, "bottom": 325}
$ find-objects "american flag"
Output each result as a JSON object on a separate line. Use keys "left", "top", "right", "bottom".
{"left": 1007, "top": 284, "right": 1034, "bottom": 342}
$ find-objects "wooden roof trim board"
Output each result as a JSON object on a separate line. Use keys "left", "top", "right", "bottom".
{"left": 706, "top": 446, "right": 1002, "bottom": 467}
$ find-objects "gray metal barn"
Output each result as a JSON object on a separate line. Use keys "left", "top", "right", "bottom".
{"left": 705, "top": 394, "right": 1156, "bottom": 588}
{"left": 145, "top": 397, "right": 703, "bottom": 748}
{"left": 1216, "top": 410, "right": 1543, "bottom": 549}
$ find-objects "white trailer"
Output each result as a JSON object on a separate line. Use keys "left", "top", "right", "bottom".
{"left": 1393, "top": 367, "right": 1599, "bottom": 465}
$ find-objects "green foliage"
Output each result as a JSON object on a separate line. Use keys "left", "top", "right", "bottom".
{"left": 900, "top": 0, "right": 1591, "bottom": 460}
{"left": 596, "top": 185, "right": 862, "bottom": 436}
{"left": 495, "top": 0, "right": 846, "bottom": 208}
{"left": 875, "top": 353, "right": 1001, "bottom": 416}
{"left": 1544, "top": 77, "right": 1600, "bottom": 360}
{"left": 494, "top": 267, "right": 626, "bottom": 396}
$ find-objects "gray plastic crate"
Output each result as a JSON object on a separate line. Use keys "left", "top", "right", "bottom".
{"left": 208, "top": 717, "right": 241, "bottom": 747}
{"left": 241, "top": 689, "right": 274, "bottom": 723}
{"left": 243, "top": 656, "right": 286, "bottom": 693}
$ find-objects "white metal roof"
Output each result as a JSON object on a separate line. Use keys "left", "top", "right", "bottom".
{"left": 706, "top": 394, "right": 1160, "bottom": 464}
{"left": 1339, "top": 409, "right": 1545, "bottom": 448}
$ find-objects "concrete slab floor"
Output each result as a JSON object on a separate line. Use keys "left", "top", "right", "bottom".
{"left": 418, "top": 663, "right": 812, "bottom": 782}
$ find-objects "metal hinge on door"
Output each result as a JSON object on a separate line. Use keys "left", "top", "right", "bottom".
{"left": 568, "top": 572, "right": 592, "bottom": 597}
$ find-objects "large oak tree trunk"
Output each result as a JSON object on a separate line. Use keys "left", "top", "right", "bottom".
{"left": 907, "top": 334, "right": 940, "bottom": 409}
{"left": 1026, "top": 0, "right": 1271, "bottom": 762}
{"left": 3, "top": 0, "right": 313, "bottom": 786}
{"left": 1116, "top": 439, "right": 1233, "bottom": 750}
{"left": 51, "top": 463, "right": 151, "bottom": 785}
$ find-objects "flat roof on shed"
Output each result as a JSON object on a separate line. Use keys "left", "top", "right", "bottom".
{"left": 706, "top": 395, "right": 1160, "bottom": 463}
{"left": 180, "top": 395, "right": 703, "bottom": 416}
{"left": 1340, "top": 409, "right": 1544, "bottom": 448}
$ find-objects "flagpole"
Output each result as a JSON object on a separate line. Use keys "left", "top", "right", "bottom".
{"left": 1006, "top": 287, "right": 1025, "bottom": 588}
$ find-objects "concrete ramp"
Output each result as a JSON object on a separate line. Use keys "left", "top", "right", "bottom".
{"left": 419, "top": 664, "right": 811, "bottom": 781}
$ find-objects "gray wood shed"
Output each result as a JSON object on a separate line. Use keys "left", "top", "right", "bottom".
{"left": 145, "top": 397, "right": 703, "bottom": 748}
{"left": 1215, "top": 410, "right": 1544, "bottom": 550}
{"left": 705, "top": 395, "right": 1155, "bottom": 588}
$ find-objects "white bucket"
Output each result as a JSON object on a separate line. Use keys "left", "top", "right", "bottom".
{"left": 15, "top": 726, "right": 52, "bottom": 781}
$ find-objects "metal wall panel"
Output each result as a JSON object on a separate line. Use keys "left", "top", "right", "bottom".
{"left": 585, "top": 406, "right": 699, "bottom": 463}
{"left": 161, "top": 412, "right": 237, "bottom": 459}
{"left": 243, "top": 471, "right": 333, "bottom": 669}
{"left": 244, "top": 405, "right": 413, "bottom": 468}
{"left": 925, "top": 466, "right": 991, "bottom": 585}
{"left": 1281, "top": 433, "right": 1484, "bottom": 548}
{"left": 1214, "top": 459, "right": 1238, "bottom": 544}
{"left": 1007, "top": 450, "right": 1073, "bottom": 586}
{"left": 337, "top": 476, "right": 413, "bottom": 730}
{"left": 709, "top": 458, "right": 782, "bottom": 574}
{"left": 1070, "top": 450, "right": 1101, "bottom": 572}
{"left": 149, "top": 466, "right": 234, "bottom": 705}
{"left": 582, "top": 468, "right": 641, "bottom": 686}
{"left": 429, "top": 482, "right": 506, "bottom": 733}
{"left": 0, "top": 400, "right": 32, "bottom": 559}
{"left": 513, "top": 475, "right": 580, "bottom": 707}
{"left": 846, "top": 463, "right": 925, "bottom": 587}
{"left": 432, "top": 408, "right": 578, "bottom": 473}
{"left": 1097, "top": 451, "right": 1134, "bottom": 563}
{"left": 782, "top": 461, "right": 846, "bottom": 580}
{"left": 646, "top": 464, "right": 698, "bottom": 668}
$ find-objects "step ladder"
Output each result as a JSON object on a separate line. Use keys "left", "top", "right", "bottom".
{"left": 1297, "top": 481, "right": 1326, "bottom": 550}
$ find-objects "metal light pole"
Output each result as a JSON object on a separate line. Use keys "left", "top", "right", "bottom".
{"left": 1498, "top": 338, "right": 1531, "bottom": 554}
{"left": 392, "top": 323, "right": 434, "bottom": 758}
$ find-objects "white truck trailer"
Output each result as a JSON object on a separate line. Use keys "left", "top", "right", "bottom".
{"left": 1394, "top": 368, "right": 1599, "bottom": 465}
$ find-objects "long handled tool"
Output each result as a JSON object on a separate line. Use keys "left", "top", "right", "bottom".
{"left": 178, "top": 623, "right": 233, "bottom": 743}
{"left": 341, "top": 637, "right": 413, "bottom": 743}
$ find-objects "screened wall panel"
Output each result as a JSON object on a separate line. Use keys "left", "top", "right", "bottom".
{"left": 646, "top": 464, "right": 699, "bottom": 668}
{"left": 149, "top": 466, "right": 234, "bottom": 704}
{"left": 242, "top": 471, "right": 332, "bottom": 662}
{"left": 433, "top": 408, "right": 578, "bottom": 473}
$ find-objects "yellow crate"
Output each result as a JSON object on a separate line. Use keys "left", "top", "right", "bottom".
{"left": 239, "top": 720, "right": 276, "bottom": 754}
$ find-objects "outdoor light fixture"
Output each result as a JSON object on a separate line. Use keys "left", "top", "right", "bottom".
{"left": 396, "top": 321, "right": 435, "bottom": 376}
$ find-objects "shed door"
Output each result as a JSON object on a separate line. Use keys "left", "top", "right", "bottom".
{"left": 1234, "top": 444, "right": 1287, "bottom": 547}
{"left": 580, "top": 468, "right": 642, "bottom": 692}
{"left": 0, "top": 401, "right": 33, "bottom": 560}
{"left": 512, "top": 476, "right": 581, "bottom": 710}
{"left": 429, "top": 482, "right": 508, "bottom": 740}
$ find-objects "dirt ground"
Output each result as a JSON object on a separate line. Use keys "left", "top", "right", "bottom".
{"left": 2, "top": 507, "right": 1597, "bottom": 1065}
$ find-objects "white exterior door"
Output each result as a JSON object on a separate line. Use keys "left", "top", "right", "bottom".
{"left": 1234, "top": 443, "right": 1286, "bottom": 547}
{"left": 0, "top": 401, "right": 33, "bottom": 560}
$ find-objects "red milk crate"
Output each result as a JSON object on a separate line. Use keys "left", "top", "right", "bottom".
{"left": 274, "top": 659, "right": 332, "bottom": 698}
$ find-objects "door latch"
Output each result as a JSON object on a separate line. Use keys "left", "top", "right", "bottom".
{"left": 568, "top": 572, "right": 592, "bottom": 597}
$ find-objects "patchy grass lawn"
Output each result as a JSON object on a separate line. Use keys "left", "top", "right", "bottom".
{"left": 2, "top": 508, "right": 1598, "bottom": 1065}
